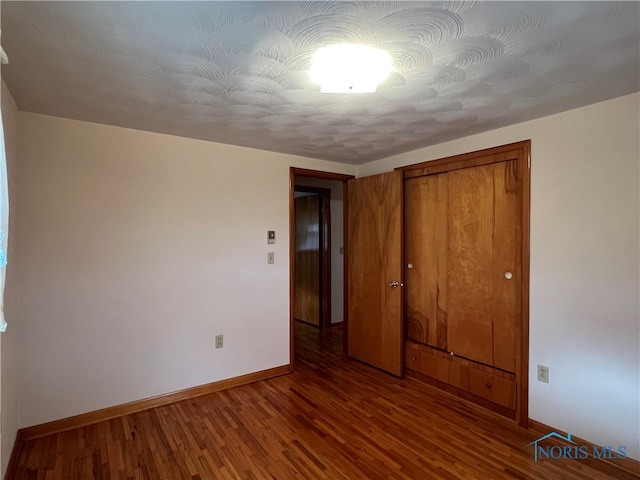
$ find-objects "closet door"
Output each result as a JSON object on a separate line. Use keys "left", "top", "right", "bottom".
{"left": 447, "top": 160, "right": 520, "bottom": 372}
{"left": 405, "top": 173, "right": 449, "bottom": 350}
{"left": 405, "top": 160, "right": 521, "bottom": 373}
{"left": 402, "top": 140, "right": 529, "bottom": 425}
{"left": 347, "top": 171, "right": 403, "bottom": 376}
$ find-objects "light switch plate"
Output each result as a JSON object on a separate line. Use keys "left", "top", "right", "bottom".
{"left": 268, "top": 252, "right": 275, "bottom": 264}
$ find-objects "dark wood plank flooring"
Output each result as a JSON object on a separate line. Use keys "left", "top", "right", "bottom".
{"left": 10, "top": 321, "right": 640, "bottom": 479}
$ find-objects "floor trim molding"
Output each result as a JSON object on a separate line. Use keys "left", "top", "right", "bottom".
{"left": 19, "top": 365, "right": 290, "bottom": 441}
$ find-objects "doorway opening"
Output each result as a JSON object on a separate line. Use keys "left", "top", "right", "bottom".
{"left": 289, "top": 168, "right": 354, "bottom": 372}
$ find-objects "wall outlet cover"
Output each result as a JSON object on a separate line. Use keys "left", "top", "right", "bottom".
{"left": 537, "top": 364, "right": 549, "bottom": 383}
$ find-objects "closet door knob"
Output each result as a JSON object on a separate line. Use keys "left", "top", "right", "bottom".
{"left": 504, "top": 272, "right": 513, "bottom": 279}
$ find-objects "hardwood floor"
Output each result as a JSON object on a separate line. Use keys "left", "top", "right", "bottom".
{"left": 10, "top": 322, "right": 639, "bottom": 479}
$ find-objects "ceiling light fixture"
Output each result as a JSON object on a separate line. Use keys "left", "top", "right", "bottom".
{"left": 310, "top": 44, "right": 392, "bottom": 93}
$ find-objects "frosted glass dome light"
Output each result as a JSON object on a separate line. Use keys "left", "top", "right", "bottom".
{"left": 310, "top": 44, "right": 392, "bottom": 93}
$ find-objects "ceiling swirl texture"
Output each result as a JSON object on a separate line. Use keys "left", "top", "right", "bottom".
{"left": 2, "top": 1, "right": 639, "bottom": 164}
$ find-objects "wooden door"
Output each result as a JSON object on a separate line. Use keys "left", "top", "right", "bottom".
{"left": 347, "top": 171, "right": 403, "bottom": 376}
{"left": 294, "top": 194, "right": 320, "bottom": 325}
{"left": 404, "top": 173, "right": 449, "bottom": 350}
{"left": 447, "top": 160, "right": 520, "bottom": 372}
{"left": 404, "top": 160, "right": 520, "bottom": 373}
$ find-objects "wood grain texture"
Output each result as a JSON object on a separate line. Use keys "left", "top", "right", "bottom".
{"left": 447, "top": 161, "right": 519, "bottom": 372}
{"left": 405, "top": 368, "right": 517, "bottom": 421}
{"left": 527, "top": 420, "right": 640, "bottom": 480}
{"left": 295, "top": 194, "right": 321, "bottom": 326}
{"left": 405, "top": 340, "right": 516, "bottom": 411}
{"left": 405, "top": 161, "right": 519, "bottom": 370}
{"left": 4, "top": 430, "right": 22, "bottom": 480}
{"left": 517, "top": 141, "right": 531, "bottom": 427}
{"left": 9, "top": 323, "right": 639, "bottom": 480}
{"left": 399, "top": 141, "right": 530, "bottom": 178}
{"left": 294, "top": 186, "right": 332, "bottom": 329}
{"left": 447, "top": 163, "right": 496, "bottom": 366}
{"left": 290, "top": 168, "right": 354, "bottom": 182}
{"left": 342, "top": 180, "right": 350, "bottom": 359}
{"left": 289, "top": 168, "right": 354, "bottom": 371}
{"left": 347, "top": 171, "right": 403, "bottom": 376}
{"left": 320, "top": 191, "right": 331, "bottom": 329}
{"left": 400, "top": 140, "right": 531, "bottom": 427}
{"left": 404, "top": 173, "right": 448, "bottom": 349}
{"left": 289, "top": 168, "right": 296, "bottom": 372}
{"left": 18, "top": 365, "right": 290, "bottom": 442}
{"left": 491, "top": 160, "right": 520, "bottom": 372}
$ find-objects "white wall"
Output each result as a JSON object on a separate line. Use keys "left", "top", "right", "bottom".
{"left": 10, "top": 90, "right": 640, "bottom": 462}
{"left": 294, "top": 178, "right": 344, "bottom": 324}
{"left": 1, "top": 81, "right": 20, "bottom": 476}
{"left": 358, "top": 93, "right": 640, "bottom": 461}
{"left": 17, "top": 112, "right": 355, "bottom": 428}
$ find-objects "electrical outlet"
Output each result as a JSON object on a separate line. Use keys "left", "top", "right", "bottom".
{"left": 537, "top": 365, "right": 549, "bottom": 383}
{"left": 215, "top": 335, "right": 223, "bottom": 349}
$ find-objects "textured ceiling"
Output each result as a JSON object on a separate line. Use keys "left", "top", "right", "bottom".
{"left": 2, "top": 1, "right": 639, "bottom": 165}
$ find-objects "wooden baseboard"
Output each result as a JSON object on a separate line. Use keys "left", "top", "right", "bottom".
{"left": 528, "top": 419, "right": 562, "bottom": 436}
{"left": 19, "top": 365, "right": 290, "bottom": 441}
{"left": 528, "top": 419, "right": 640, "bottom": 476}
{"left": 4, "top": 430, "right": 23, "bottom": 480}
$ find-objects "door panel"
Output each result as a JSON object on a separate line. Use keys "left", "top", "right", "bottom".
{"left": 294, "top": 194, "right": 320, "bottom": 325}
{"left": 447, "top": 161, "right": 520, "bottom": 372}
{"left": 398, "top": 140, "right": 529, "bottom": 424}
{"left": 404, "top": 174, "right": 448, "bottom": 350}
{"left": 348, "top": 171, "right": 403, "bottom": 376}
{"left": 490, "top": 160, "right": 521, "bottom": 371}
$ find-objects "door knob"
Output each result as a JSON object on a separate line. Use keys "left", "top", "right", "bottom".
{"left": 389, "top": 281, "right": 399, "bottom": 288}
{"left": 504, "top": 272, "right": 513, "bottom": 280}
